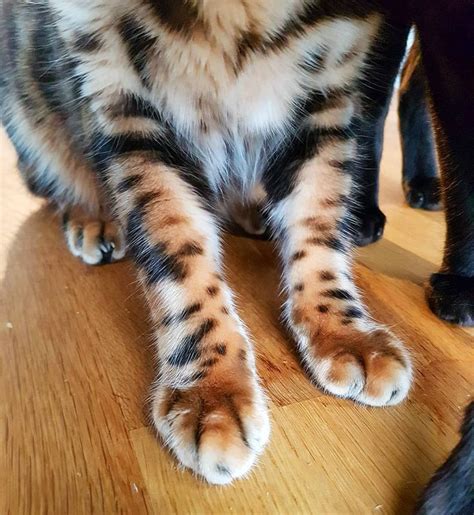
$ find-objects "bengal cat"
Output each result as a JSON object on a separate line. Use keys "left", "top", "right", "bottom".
{"left": 1, "top": 1, "right": 413, "bottom": 484}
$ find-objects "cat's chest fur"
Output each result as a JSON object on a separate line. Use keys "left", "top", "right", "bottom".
{"left": 55, "top": 0, "right": 381, "bottom": 194}
{"left": 150, "top": 13, "right": 380, "bottom": 136}
{"left": 137, "top": 6, "right": 381, "bottom": 193}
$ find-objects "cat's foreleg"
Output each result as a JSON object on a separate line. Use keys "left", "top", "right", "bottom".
{"left": 102, "top": 153, "right": 269, "bottom": 484}
{"left": 267, "top": 96, "right": 413, "bottom": 406}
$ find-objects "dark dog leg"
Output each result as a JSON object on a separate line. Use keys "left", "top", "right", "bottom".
{"left": 414, "top": 1, "right": 474, "bottom": 326}
{"left": 398, "top": 37, "right": 441, "bottom": 210}
{"left": 416, "top": 402, "right": 474, "bottom": 515}
{"left": 353, "top": 19, "right": 409, "bottom": 246}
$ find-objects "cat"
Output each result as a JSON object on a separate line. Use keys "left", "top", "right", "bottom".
{"left": 1, "top": 0, "right": 446, "bottom": 485}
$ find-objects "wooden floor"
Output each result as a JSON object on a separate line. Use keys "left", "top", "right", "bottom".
{"left": 1, "top": 106, "right": 473, "bottom": 515}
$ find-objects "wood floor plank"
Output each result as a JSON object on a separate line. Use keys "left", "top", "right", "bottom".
{"left": 1, "top": 212, "right": 152, "bottom": 514}
{"left": 130, "top": 398, "right": 461, "bottom": 514}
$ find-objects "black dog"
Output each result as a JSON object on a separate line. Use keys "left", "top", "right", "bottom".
{"left": 355, "top": 26, "right": 439, "bottom": 247}
{"left": 416, "top": 401, "right": 474, "bottom": 515}
{"left": 234, "top": 2, "right": 473, "bottom": 327}
{"left": 354, "top": 1, "right": 474, "bottom": 327}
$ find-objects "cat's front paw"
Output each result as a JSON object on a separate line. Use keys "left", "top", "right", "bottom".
{"left": 304, "top": 328, "right": 412, "bottom": 406}
{"left": 62, "top": 211, "right": 126, "bottom": 265}
{"left": 427, "top": 273, "right": 474, "bottom": 326}
{"left": 153, "top": 379, "right": 270, "bottom": 484}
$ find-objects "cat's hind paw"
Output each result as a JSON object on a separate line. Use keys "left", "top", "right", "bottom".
{"left": 62, "top": 210, "right": 126, "bottom": 265}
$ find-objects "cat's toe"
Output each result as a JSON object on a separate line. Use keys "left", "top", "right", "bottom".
{"left": 427, "top": 273, "right": 474, "bottom": 326}
{"left": 403, "top": 176, "right": 442, "bottom": 210}
{"left": 63, "top": 213, "right": 126, "bottom": 265}
{"left": 308, "top": 328, "right": 412, "bottom": 407}
{"left": 353, "top": 205, "right": 386, "bottom": 247}
{"left": 153, "top": 382, "right": 270, "bottom": 485}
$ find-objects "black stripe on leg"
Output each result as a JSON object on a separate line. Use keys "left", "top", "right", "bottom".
{"left": 263, "top": 120, "right": 353, "bottom": 202}
{"left": 116, "top": 174, "right": 143, "bottom": 194}
{"left": 107, "top": 94, "right": 163, "bottom": 122}
{"left": 92, "top": 131, "right": 210, "bottom": 198}
{"left": 126, "top": 203, "right": 188, "bottom": 285}
{"left": 263, "top": 126, "right": 320, "bottom": 202}
{"left": 64, "top": 56, "right": 85, "bottom": 104}
{"left": 93, "top": 134, "right": 159, "bottom": 165}
{"left": 291, "top": 250, "right": 307, "bottom": 263}
{"left": 72, "top": 32, "right": 102, "bottom": 53}
{"left": 118, "top": 15, "right": 157, "bottom": 86}
{"left": 320, "top": 271, "right": 336, "bottom": 281}
{"left": 168, "top": 319, "right": 217, "bottom": 366}
{"left": 185, "top": 370, "right": 208, "bottom": 384}
{"left": 175, "top": 242, "right": 204, "bottom": 257}
{"left": 142, "top": 244, "right": 187, "bottom": 284}
{"left": 61, "top": 212, "right": 70, "bottom": 232}
{"left": 342, "top": 306, "right": 364, "bottom": 318}
{"left": 30, "top": 6, "right": 66, "bottom": 114}
{"left": 236, "top": 31, "right": 264, "bottom": 71}
{"left": 322, "top": 289, "right": 355, "bottom": 301}
{"left": 206, "top": 285, "right": 219, "bottom": 297}
{"left": 202, "top": 357, "right": 219, "bottom": 367}
{"left": 161, "top": 302, "right": 203, "bottom": 326}
{"left": 317, "top": 127, "right": 353, "bottom": 142}
{"left": 215, "top": 464, "right": 232, "bottom": 478}
{"left": 214, "top": 344, "right": 227, "bottom": 356}
{"left": 306, "top": 236, "right": 346, "bottom": 252}
{"left": 179, "top": 302, "right": 203, "bottom": 320}
{"left": 324, "top": 237, "right": 346, "bottom": 252}
{"left": 301, "top": 88, "right": 351, "bottom": 116}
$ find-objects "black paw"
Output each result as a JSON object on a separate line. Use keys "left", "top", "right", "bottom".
{"left": 353, "top": 205, "right": 386, "bottom": 247}
{"left": 403, "top": 176, "right": 442, "bottom": 210}
{"left": 427, "top": 273, "right": 474, "bottom": 326}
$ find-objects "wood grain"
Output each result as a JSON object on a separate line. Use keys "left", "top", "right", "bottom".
{"left": 1, "top": 105, "right": 473, "bottom": 514}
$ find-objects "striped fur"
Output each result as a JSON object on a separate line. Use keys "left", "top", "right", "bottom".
{"left": 1, "top": 0, "right": 412, "bottom": 484}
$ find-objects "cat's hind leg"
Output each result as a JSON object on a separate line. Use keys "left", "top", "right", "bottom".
{"left": 2, "top": 0, "right": 125, "bottom": 265}
{"left": 3, "top": 94, "right": 126, "bottom": 265}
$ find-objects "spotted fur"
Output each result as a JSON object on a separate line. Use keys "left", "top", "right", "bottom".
{"left": 1, "top": 0, "right": 413, "bottom": 484}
